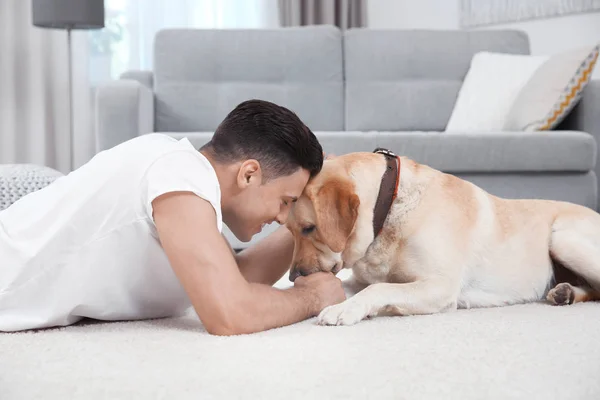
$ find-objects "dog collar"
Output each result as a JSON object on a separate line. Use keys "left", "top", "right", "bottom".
{"left": 372, "top": 148, "right": 401, "bottom": 238}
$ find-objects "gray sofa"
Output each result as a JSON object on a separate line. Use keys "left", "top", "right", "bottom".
{"left": 95, "top": 25, "right": 600, "bottom": 249}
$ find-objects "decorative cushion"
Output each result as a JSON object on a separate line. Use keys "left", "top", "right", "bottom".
{"left": 503, "top": 44, "right": 600, "bottom": 131}
{"left": 445, "top": 51, "right": 548, "bottom": 132}
{"left": 0, "top": 164, "right": 63, "bottom": 211}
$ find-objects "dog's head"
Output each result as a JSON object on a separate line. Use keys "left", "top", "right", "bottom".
{"left": 286, "top": 160, "right": 360, "bottom": 282}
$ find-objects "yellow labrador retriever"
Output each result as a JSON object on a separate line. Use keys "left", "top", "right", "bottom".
{"left": 286, "top": 149, "right": 600, "bottom": 326}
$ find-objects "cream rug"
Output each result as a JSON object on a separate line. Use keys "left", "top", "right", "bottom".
{"left": 2, "top": 295, "right": 600, "bottom": 399}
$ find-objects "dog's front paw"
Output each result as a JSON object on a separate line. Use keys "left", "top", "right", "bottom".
{"left": 317, "top": 300, "right": 371, "bottom": 326}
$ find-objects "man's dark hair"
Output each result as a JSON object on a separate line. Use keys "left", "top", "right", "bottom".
{"left": 201, "top": 99, "right": 323, "bottom": 181}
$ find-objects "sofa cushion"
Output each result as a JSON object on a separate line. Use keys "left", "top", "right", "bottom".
{"left": 167, "top": 130, "right": 595, "bottom": 173}
{"left": 343, "top": 29, "right": 530, "bottom": 131}
{"left": 153, "top": 26, "right": 344, "bottom": 132}
{"left": 458, "top": 172, "right": 597, "bottom": 210}
{"left": 168, "top": 133, "right": 214, "bottom": 149}
{"left": 315, "top": 131, "right": 594, "bottom": 173}
{"left": 376, "top": 131, "right": 595, "bottom": 172}
{"left": 445, "top": 51, "right": 548, "bottom": 132}
{"left": 169, "top": 131, "right": 380, "bottom": 159}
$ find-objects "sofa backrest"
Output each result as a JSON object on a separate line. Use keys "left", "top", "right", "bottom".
{"left": 343, "top": 29, "right": 530, "bottom": 131}
{"left": 153, "top": 26, "right": 344, "bottom": 132}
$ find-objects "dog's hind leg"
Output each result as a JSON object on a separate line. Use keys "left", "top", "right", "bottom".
{"left": 547, "top": 210, "right": 600, "bottom": 305}
{"left": 547, "top": 282, "right": 600, "bottom": 305}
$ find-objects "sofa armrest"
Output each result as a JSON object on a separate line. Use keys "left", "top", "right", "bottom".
{"left": 561, "top": 80, "right": 600, "bottom": 139}
{"left": 94, "top": 79, "right": 154, "bottom": 152}
{"left": 559, "top": 79, "right": 600, "bottom": 209}
{"left": 120, "top": 70, "right": 154, "bottom": 89}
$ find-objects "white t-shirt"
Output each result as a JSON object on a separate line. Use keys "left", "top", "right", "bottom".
{"left": 0, "top": 134, "right": 222, "bottom": 332}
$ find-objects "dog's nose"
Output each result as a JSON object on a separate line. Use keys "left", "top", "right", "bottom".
{"left": 289, "top": 264, "right": 309, "bottom": 282}
{"left": 289, "top": 268, "right": 301, "bottom": 282}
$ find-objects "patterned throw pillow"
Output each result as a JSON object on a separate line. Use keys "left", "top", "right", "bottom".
{"left": 503, "top": 44, "right": 599, "bottom": 131}
{"left": 0, "top": 164, "right": 63, "bottom": 210}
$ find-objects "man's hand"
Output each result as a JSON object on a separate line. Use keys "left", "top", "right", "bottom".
{"left": 152, "top": 191, "right": 337, "bottom": 336}
{"left": 293, "top": 272, "right": 346, "bottom": 313}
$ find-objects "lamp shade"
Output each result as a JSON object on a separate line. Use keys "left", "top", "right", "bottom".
{"left": 32, "top": 0, "right": 105, "bottom": 30}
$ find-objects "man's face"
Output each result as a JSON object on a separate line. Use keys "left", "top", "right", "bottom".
{"left": 225, "top": 162, "right": 310, "bottom": 242}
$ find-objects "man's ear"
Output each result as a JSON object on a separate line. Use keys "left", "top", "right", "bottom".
{"left": 237, "top": 159, "right": 262, "bottom": 188}
{"left": 309, "top": 179, "right": 360, "bottom": 253}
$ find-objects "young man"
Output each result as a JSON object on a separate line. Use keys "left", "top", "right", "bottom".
{"left": 0, "top": 99, "right": 345, "bottom": 335}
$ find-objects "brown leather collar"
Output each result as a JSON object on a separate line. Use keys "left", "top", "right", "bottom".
{"left": 373, "top": 148, "right": 401, "bottom": 238}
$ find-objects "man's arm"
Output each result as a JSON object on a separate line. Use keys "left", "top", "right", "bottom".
{"left": 220, "top": 228, "right": 293, "bottom": 285}
{"left": 152, "top": 191, "right": 344, "bottom": 336}
{"left": 222, "top": 233, "right": 237, "bottom": 256}
{"left": 235, "top": 226, "right": 295, "bottom": 285}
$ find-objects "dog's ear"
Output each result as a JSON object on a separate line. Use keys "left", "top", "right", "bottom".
{"left": 309, "top": 179, "right": 360, "bottom": 253}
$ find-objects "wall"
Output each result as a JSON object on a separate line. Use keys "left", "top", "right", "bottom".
{"left": 367, "top": 0, "right": 459, "bottom": 29}
{"left": 367, "top": 0, "right": 600, "bottom": 77}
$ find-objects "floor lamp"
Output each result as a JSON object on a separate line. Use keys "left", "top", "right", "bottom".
{"left": 32, "top": 0, "right": 105, "bottom": 171}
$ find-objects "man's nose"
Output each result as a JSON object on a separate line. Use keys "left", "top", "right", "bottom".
{"left": 276, "top": 208, "right": 291, "bottom": 225}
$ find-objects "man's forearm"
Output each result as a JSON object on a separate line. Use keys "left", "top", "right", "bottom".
{"left": 211, "top": 284, "right": 317, "bottom": 336}
{"left": 236, "top": 226, "right": 295, "bottom": 285}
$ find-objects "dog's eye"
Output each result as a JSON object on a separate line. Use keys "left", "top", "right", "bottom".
{"left": 302, "top": 225, "right": 316, "bottom": 235}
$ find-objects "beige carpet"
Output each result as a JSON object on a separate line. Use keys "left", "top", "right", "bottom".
{"left": 2, "top": 289, "right": 600, "bottom": 400}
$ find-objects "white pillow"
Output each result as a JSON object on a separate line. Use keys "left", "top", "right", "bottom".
{"left": 445, "top": 52, "right": 548, "bottom": 132}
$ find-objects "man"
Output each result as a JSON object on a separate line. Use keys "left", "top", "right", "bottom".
{"left": 0, "top": 99, "right": 346, "bottom": 334}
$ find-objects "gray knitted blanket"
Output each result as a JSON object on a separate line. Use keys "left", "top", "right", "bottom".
{"left": 0, "top": 164, "right": 63, "bottom": 211}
